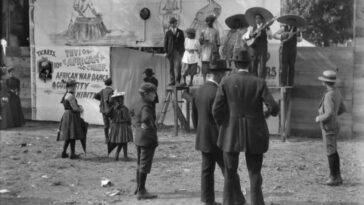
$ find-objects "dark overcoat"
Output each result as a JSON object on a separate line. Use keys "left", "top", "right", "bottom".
{"left": 212, "top": 72, "right": 279, "bottom": 154}
{"left": 134, "top": 101, "right": 158, "bottom": 148}
{"left": 94, "top": 87, "right": 113, "bottom": 114}
{"left": 192, "top": 81, "right": 220, "bottom": 153}
{"left": 164, "top": 28, "right": 185, "bottom": 57}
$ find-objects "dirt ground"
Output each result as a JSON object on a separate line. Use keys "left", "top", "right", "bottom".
{"left": 0, "top": 121, "right": 363, "bottom": 205}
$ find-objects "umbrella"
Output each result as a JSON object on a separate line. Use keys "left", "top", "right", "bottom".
{"left": 245, "top": 7, "right": 274, "bottom": 26}
{"left": 107, "top": 143, "right": 118, "bottom": 155}
{"left": 225, "top": 14, "right": 249, "bottom": 29}
{"left": 79, "top": 118, "right": 88, "bottom": 154}
{"left": 277, "top": 14, "right": 306, "bottom": 28}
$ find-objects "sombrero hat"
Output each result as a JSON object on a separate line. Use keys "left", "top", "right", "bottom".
{"left": 318, "top": 70, "right": 337, "bottom": 83}
{"left": 225, "top": 14, "right": 249, "bottom": 29}
{"left": 277, "top": 14, "right": 306, "bottom": 28}
{"left": 245, "top": 7, "right": 274, "bottom": 26}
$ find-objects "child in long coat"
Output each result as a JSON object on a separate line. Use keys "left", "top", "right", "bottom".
{"left": 108, "top": 91, "right": 133, "bottom": 161}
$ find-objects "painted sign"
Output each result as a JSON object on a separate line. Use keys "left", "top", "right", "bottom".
{"left": 35, "top": 46, "right": 110, "bottom": 124}
{"left": 33, "top": 0, "right": 281, "bottom": 47}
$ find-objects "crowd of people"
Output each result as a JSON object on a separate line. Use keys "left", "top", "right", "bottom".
{"left": 0, "top": 6, "right": 348, "bottom": 205}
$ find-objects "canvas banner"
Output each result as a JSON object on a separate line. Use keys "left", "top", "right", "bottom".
{"left": 33, "top": 0, "right": 280, "bottom": 47}
{"left": 35, "top": 46, "right": 110, "bottom": 125}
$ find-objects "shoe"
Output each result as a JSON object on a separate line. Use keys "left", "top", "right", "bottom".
{"left": 325, "top": 176, "right": 342, "bottom": 186}
{"left": 137, "top": 189, "right": 158, "bottom": 200}
{"left": 70, "top": 154, "right": 80, "bottom": 160}
{"left": 168, "top": 82, "right": 175, "bottom": 86}
{"left": 61, "top": 152, "right": 69, "bottom": 158}
{"left": 122, "top": 157, "right": 131, "bottom": 162}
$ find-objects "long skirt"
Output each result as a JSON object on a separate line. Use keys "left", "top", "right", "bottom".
{"left": 108, "top": 122, "right": 133, "bottom": 144}
{"left": 57, "top": 110, "right": 85, "bottom": 141}
{"left": 0, "top": 97, "right": 15, "bottom": 130}
{"left": 8, "top": 92, "right": 25, "bottom": 127}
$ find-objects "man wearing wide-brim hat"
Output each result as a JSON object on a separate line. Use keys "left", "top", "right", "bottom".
{"left": 164, "top": 17, "right": 185, "bottom": 86}
{"left": 220, "top": 14, "right": 249, "bottom": 61}
{"left": 213, "top": 50, "right": 279, "bottom": 205}
{"left": 192, "top": 59, "right": 230, "bottom": 205}
{"left": 242, "top": 7, "right": 274, "bottom": 79}
{"left": 315, "top": 70, "right": 346, "bottom": 186}
{"left": 273, "top": 14, "right": 305, "bottom": 86}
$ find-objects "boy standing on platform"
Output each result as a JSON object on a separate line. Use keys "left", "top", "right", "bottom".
{"left": 134, "top": 82, "right": 158, "bottom": 200}
{"left": 200, "top": 15, "right": 220, "bottom": 83}
{"left": 94, "top": 78, "right": 114, "bottom": 143}
{"left": 315, "top": 70, "right": 346, "bottom": 186}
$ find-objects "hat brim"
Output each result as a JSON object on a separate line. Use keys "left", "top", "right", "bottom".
{"left": 225, "top": 14, "right": 249, "bottom": 29}
{"left": 318, "top": 76, "right": 336, "bottom": 82}
{"left": 245, "top": 7, "right": 274, "bottom": 26}
{"left": 277, "top": 15, "right": 306, "bottom": 28}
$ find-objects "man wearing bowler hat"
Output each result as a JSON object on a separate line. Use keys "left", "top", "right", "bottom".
{"left": 192, "top": 59, "right": 231, "bottom": 205}
{"left": 213, "top": 50, "right": 279, "bottom": 205}
{"left": 164, "top": 17, "right": 185, "bottom": 86}
{"left": 315, "top": 70, "right": 346, "bottom": 186}
{"left": 94, "top": 77, "right": 114, "bottom": 143}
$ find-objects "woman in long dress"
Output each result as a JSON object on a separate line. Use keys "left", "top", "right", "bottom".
{"left": 57, "top": 79, "right": 85, "bottom": 159}
{"left": 0, "top": 67, "right": 14, "bottom": 130}
{"left": 6, "top": 67, "right": 25, "bottom": 127}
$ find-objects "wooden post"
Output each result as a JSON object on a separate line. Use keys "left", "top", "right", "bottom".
{"left": 280, "top": 87, "right": 286, "bottom": 141}
{"left": 186, "top": 87, "right": 190, "bottom": 132}
{"left": 173, "top": 87, "right": 178, "bottom": 136}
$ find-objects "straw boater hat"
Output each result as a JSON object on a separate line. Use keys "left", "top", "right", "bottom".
{"left": 318, "top": 70, "right": 337, "bottom": 83}
{"left": 277, "top": 14, "right": 306, "bottom": 28}
{"left": 169, "top": 17, "right": 177, "bottom": 24}
{"left": 245, "top": 7, "right": 274, "bottom": 26}
{"left": 225, "top": 14, "right": 249, "bottom": 29}
{"left": 208, "top": 59, "right": 232, "bottom": 73}
{"left": 111, "top": 90, "right": 125, "bottom": 98}
{"left": 205, "top": 15, "right": 216, "bottom": 23}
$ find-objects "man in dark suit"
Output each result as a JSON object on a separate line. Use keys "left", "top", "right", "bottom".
{"left": 94, "top": 78, "right": 114, "bottom": 143}
{"left": 192, "top": 60, "right": 231, "bottom": 205}
{"left": 212, "top": 50, "right": 279, "bottom": 205}
{"left": 164, "top": 17, "right": 185, "bottom": 86}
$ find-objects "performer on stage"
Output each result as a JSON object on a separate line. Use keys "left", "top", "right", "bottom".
{"left": 94, "top": 78, "right": 114, "bottom": 143}
{"left": 243, "top": 7, "right": 274, "bottom": 79}
{"left": 164, "top": 17, "right": 185, "bottom": 86}
{"left": 192, "top": 59, "right": 230, "bottom": 205}
{"left": 220, "top": 14, "right": 249, "bottom": 68}
{"left": 213, "top": 50, "right": 279, "bottom": 205}
{"left": 200, "top": 15, "right": 220, "bottom": 83}
{"left": 273, "top": 15, "right": 305, "bottom": 86}
{"left": 316, "top": 70, "right": 346, "bottom": 186}
{"left": 134, "top": 83, "right": 158, "bottom": 200}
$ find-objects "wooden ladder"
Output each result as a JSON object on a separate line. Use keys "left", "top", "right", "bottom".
{"left": 157, "top": 86, "right": 191, "bottom": 136}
